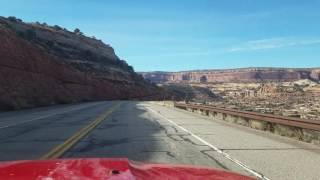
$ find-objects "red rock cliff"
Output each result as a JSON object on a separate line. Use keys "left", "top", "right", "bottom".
{"left": 0, "top": 17, "right": 161, "bottom": 110}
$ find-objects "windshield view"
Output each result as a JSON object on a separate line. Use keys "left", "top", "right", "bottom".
{"left": 0, "top": 1, "right": 319, "bottom": 180}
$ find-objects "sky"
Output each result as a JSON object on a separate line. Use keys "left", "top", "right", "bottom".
{"left": 1, "top": 0, "right": 320, "bottom": 71}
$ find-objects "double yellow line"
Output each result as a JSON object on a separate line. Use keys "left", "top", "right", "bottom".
{"left": 41, "top": 102, "right": 122, "bottom": 160}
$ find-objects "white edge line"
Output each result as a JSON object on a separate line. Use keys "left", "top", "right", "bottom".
{"left": 146, "top": 106, "right": 270, "bottom": 180}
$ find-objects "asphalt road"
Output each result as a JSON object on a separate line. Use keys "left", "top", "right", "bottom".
{"left": 0, "top": 101, "right": 320, "bottom": 180}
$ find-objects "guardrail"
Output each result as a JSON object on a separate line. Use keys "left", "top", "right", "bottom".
{"left": 174, "top": 103, "right": 320, "bottom": 132}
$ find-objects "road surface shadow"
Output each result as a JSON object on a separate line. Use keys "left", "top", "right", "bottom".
{"left": 64, "top": 101, "right": 177, "bottom": 163}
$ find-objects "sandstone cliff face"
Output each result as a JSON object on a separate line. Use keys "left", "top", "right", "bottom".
{"left": 141, "top": 68, "right": 320, "bottom": 84}
{"left": 310, "top": 69, "right": 320, "bottom": 81}
{"left": 0, "top": 17, "right": 160, "bottom": 110}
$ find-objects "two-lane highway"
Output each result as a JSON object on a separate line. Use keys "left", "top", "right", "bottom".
{"left": 0, "top": 101, "right": 116, "bottom": 160}
{"left": 0, "top": 101, "right": 320, "bottom": 180}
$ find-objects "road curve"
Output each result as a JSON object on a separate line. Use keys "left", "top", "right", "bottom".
{"left": 0, "top": 101, "right": 320, "bottom": 180}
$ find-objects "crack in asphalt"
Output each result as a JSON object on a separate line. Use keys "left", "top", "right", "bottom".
{"left": 179, "top": 135, "right": 208, "bottom": 146}
{"left": 143, "top": 113, "right": 232, "bottom": 168}
{"left": 73, "top": 135, "right": 167, "bottom": 153}
{"left": 141, "top": 150, "right": 176, "bottom": 158}
{"left": 200, "top": 149, "right": 230, "bottom": 170}
{"left": 221, "top": 147, "right": 320, "bottom": 151}
{"left": 96, "top": 124, "right": 126, "bottom": 129}
{"left": 75, "top": 137, "right": 130, "bottom": 153}
{"left": 166, "top": 133, "right": 207, "bottom": 147}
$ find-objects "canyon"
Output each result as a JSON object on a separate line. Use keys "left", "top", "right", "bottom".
{"left": 142, "top": 69, "right": 320, "bottom": 121}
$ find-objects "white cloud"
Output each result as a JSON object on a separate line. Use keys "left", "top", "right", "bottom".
{"left": 227, "top": 38, "right": 320, "bottom": 52}
{"left": 126, "top": 37, "right": 320, "bottom": 60}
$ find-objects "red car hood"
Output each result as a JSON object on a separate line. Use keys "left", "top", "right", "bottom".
{"left": 0, "top": 158, "right": 255, "bottom": 180}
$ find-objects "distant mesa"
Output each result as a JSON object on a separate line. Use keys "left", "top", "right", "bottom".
{"left": 140, "top": 68, "right": 320, "bottom": 84}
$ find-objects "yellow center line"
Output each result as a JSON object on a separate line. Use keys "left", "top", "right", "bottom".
{"left": 40, "top": 102, "right": 122, "bottom": 160}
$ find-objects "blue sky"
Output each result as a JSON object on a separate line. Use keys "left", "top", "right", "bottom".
{"left": 1, "top": 0, "right": 320, "bottom": 71}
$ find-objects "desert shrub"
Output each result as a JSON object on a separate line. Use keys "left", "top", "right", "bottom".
{"left": 8, "top": 16, "right": 18, "bottom": 22}
{"left": 25, "top": 29, "right": 36, "bottom": 40}
{"left": 53, "top": 25, "right": 63, "bottom": 31}
{"left": 83, "top": 50, "right": 97, "bottom": 60}
{"left": 17, "top": 29, "right": 37, "bottom": 41}
{"left": 46, "top": 40, "right": 54, "bottom": 47}
{"left": 7, "top": 16, "right": 22, "bottom": 22}
{"left": 74, "top": 28, "right": 83, "bottom": 35}
{"left": 74, "top": 28, "right": 80, "bottom": 33}
{"left": 127, "top": 65, "right": 134, "bottom": 72}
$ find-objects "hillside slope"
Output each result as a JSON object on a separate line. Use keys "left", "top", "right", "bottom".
{"left": 0, "top": 16, "right": 161, "bottom": 110}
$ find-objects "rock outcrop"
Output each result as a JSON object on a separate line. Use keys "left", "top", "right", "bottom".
{"left": 0, "top": 16, "right": 161, "bottom": 110}
{"left": 160, "top": 84, "right": 221, "bottom": 102}
{"left": 141, "top": 68, "right": 320, "bottom": 84}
